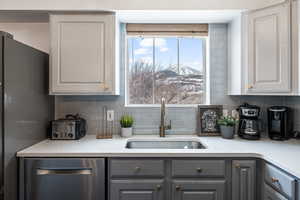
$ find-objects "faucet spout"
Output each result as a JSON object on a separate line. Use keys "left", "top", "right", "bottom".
{"left": 159, "top": 97, "right": 171, "bottom": 137}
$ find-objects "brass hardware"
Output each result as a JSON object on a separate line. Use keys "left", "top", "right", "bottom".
{"left": 196, "top": 168, "right": 202, "bottom": 173}
{"left": 103, "top": 84, "right": 109, "bottom": 90}
{"left": 235, "top": 163, "right": 241, "bottom": 168}
{"left": 271, "top": 177, "right": 279, "bottom": 183}
{"left": 156, "top": 185, "right": 161, "bottom": 190}
{"left": 159, "top": 97, "right": 172, "bottom": 137}
{"left": 175, "top": 185, "right": 181, "bottom": 191}
{"left": 135, "top": 166, "right": 141, "bottom": 171}
{"left": 248, "top": 85, "right": 254, "bottom": 89}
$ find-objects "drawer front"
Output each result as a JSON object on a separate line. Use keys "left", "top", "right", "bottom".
{"left": 110, "top": 179, "right": 165, "bottom": 200}
{"left": 172, "top": 160, "right": 225, "bottom": 178}
{"left": 110, "top": 159, "right": 164, "bottom": 178}
{"left": 265, "top": 163, "right": 296, "bottom": 199}
{"left": 264, "top": 184, "right": 288, "bottom": 200}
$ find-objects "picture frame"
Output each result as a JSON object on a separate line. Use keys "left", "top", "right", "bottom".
{"left": 197, "top": 105, "right": 223, "bottom": 136}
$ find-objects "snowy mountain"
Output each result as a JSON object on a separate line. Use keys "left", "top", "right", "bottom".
{"left": 162, "top": 64, "right": 201, "bottom": 75}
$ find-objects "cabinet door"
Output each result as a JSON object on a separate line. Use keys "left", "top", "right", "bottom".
{"left": 264, "top": 184, "right": 288, "bottom": 200}
{"left": 244, "top": 1, "right": 291, "bottom": 93}
{"left": 110, "top": 180, "right": 164, "bottom": 200}
{"left": 50, "top": 14, "right": 116, "bottom": 95}
{"left": 172, "top": 180, "right": 226, "bottom": 200}
{"left": 232, "top": 160, "right": 256, "bottom": 200}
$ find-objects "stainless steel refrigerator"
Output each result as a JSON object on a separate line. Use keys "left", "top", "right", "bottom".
{"left": 0, "top": 31, "right": 53, "bottom": 200}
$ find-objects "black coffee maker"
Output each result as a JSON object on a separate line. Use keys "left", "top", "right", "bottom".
{"left": 267, "top": 106, "right": 292, "bottom": 140}
{"left": 238, "top": 103, "right": 261, "bottom": 140}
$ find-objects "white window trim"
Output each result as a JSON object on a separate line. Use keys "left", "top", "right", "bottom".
{"left": 124, "top": 35, "right": 210, "bottom": 107}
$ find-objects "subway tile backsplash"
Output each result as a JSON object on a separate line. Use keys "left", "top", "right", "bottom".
{"left": 55, "top": 24, "right": 300, "bottom": 136}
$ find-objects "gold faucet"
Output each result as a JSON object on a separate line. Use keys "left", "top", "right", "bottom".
{"left": 159, "top": 97, "right": 172, "bottom": 137}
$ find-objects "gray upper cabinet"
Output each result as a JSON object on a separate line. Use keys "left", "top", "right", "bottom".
{"left": 172, "top": 180, "right": 226, "bottom": 200}
{"left": 244, "top": 1, "right": 291, "bottom": 94}
{"left": 49, "top": 13, "right": 119, "bottom": 95}
{"left": 232, "top": 160, "right": 256, "bottom": 200}
{"left": 110, "top": 180, "right": 165, "bottom": 200}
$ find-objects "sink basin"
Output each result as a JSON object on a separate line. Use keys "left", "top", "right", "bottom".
{"left": 126, "top": 140, "right": 206, "bottom": 149}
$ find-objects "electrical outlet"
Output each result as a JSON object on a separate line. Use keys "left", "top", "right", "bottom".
{"left": 223, "top": 109, "right": 229, "bottom": 117}
{"left": 107, "top": 110, "right": 114, "bottom": 121}
{"left": 232, "top": 110, "right": 239, "bottom": 118}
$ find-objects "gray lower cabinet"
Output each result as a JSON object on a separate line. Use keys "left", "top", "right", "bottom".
{"left": 110, "top": 179, "right": 165, "bottom": 200}
{"left": 109, "top": 158, "right": 228, "bottom": 200}
{"left": 232, "top": 160, "right": 256, "bottom": 200}
{"left": 172, "top": 180, "right": 226, "bottom": 200}
{"left": 264, "top": 163, "right": 296, "bottom": 200}
{"left": 296, "top": 183, "right": 300, "bottom": 200}
{"left": 264, "top": 184, "right": 288, "bottom": 200}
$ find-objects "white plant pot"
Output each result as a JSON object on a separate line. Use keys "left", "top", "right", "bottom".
{"left": 121, "top": 127, "right": 133, "bottom": 138}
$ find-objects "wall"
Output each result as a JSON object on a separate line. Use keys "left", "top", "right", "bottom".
{"left": 55, "top": 24, "right": 300, "bottom": 136}
{"left": 0, "top": 0, "right": 284, "bottom": 11}
{"left": 0, "top": 23, "right": 49, "bottom": 53}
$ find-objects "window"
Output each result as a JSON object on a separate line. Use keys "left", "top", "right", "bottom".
{"left": 126, "top": 24, "right": 208, "bottom": 106}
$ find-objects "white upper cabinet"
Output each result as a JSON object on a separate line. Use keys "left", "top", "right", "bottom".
{"left": 228, "top": 0, "right": 296, "bottom": 95}
{"left": 245, "top": 2, "right": 291, "bottom": 94}
{"left": 49, "top": 13, "right": 119, "bottom": 95}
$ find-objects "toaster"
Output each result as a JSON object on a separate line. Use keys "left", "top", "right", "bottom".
{"left": 50, "top": 114, "right": 86, "bottom": 140}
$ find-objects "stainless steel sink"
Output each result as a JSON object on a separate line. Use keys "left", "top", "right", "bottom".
{"left": 126, "top": 140, "right": 206, "bottom": 149}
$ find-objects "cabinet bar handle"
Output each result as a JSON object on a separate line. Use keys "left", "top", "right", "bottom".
{"left": 176, "top": 185, "right": 181, "bottom": 191}
{"left": 37, "top": 168, "right": 92, "bottom": 175}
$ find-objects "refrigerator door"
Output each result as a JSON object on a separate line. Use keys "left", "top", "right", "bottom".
{"left": 2, "top": 36, "right": 53, "bottom": 200}
{"left": 0, "top": 34, "right": 4, "bottom": 200}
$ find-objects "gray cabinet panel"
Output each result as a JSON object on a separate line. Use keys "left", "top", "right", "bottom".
{"left": 172, "top": 180, "right": 226, "bottom": 200}
{"left": 172, "top": 160, "right": 225, "bottom": 178}
{"left": 264, "top": 163, "right": 296, "bottom": 199}
{"left": 296, "top": 183, "right": 300, "bottom": 200}
{"left": 110, "top": 179, "right": 164, "bottom": 200}
{"left": 110, "top": 159, "right": 164, "bottom": 178}
{"left": 232, "top": 160, "right": 256, "bottom": 200}
{"left": 264, "top": 184, "right": 288, "bottom": 200}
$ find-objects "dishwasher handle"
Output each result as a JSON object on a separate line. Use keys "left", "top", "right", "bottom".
{"left": 36, "top": 168, "right": 92, "bottom": 175}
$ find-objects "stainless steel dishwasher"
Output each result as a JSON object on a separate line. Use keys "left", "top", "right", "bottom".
{"left": 23, "top": 158, "right": 105, "bottom": 200}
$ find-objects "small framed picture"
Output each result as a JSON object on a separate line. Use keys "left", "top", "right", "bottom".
{"left": 197, "top": 105, "right": 223, "bottom": 136}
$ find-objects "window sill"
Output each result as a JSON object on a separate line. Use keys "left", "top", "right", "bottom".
{"left": 125, "top": 104, "right": 202, "bottom": 108}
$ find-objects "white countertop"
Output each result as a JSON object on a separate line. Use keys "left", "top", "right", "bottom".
{"left": 17, "top": 135, "right": 300, "bottom": 179}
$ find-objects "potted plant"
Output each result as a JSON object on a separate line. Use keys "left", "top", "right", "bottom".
{"left": 120, "top": 115, "right": 134, "bottom": 138}
{"left": 217, "top": 116, "right": 238, "bottom": 139}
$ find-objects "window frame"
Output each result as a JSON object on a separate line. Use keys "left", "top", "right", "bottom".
{"left": 124, "top": 35, "right": 210, "bottom": 107}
